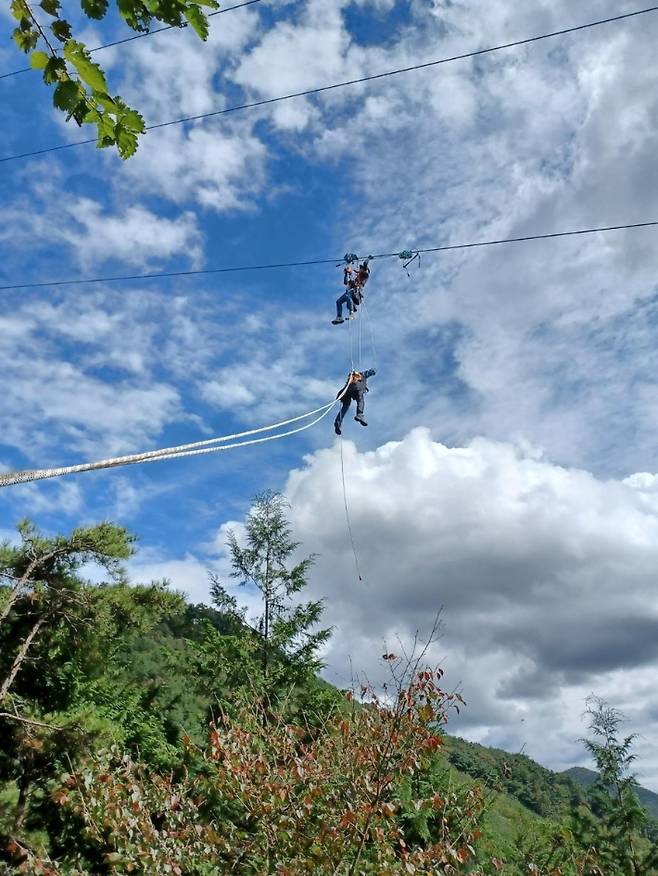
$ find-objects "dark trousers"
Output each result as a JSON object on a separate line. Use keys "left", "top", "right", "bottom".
{"left": 335, "top": 389, "right": 365, "bottom": 427}
{"left": 336, "top": 291, "right": 355, "bottom": 318}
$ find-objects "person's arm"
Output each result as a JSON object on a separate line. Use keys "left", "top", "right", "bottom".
{"left": 363, "top": 369, "right": 376, "bottom": 379}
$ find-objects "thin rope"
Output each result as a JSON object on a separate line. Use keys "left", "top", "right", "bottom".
{"left": 339, "top": 438, "right": 362, "bottom": 583}
{"left": 358, "top": 307, "right": 363, "bottom": 372}
{"left": 1, "top": 220, "right": 657, "bottom": 292}
{"left": 348, "top": 314, "right": 355, "bottom": 371}
{"left": 3, "top": 5, "right": 656, "bottom": 163}
{"left": 0, "top": 387, "right": 351, "bottom": 488}
{"left": 362, "top": 299, "right": 377, "bottom": 370}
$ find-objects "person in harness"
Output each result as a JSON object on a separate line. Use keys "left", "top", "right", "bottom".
{"left": 332, "top": 258, "right": 372, "bottom": 325}
{"left": 334, "top": 369, "right": 376, "bottom": 434}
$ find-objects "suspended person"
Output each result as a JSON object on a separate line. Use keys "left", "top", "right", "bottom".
{"left": 332, "top": 265, "right": 358, "bottom": 325}
{"left": 332, "top": 257, "right": 372, "bottom": 325}
{"left": 334, "top": 369, "right": 376, "bottom": 435}
{"left": 354, "top": 258, "right": 371, "bottom": 294}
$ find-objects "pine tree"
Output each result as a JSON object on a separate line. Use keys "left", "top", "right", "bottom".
{"left": 572, "top": 697, "right": 658, "bottom": 875}
{"left": 211, "top": 491, "right": 331, "bottom": 684}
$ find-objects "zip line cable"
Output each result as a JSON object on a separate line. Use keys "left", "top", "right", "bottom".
{"left": 0, "top": 384, "right": 351, "bottom": 488}
{"left": 1, "top": 220, "right": 657, "bottom": 293}
{"left": 2, "top": 5, "right": 656, "bottom": 164}
{"left": 0, "top": 0, "right": 264, "bottom": 81}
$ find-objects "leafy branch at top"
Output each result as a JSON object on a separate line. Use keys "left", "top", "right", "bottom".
{"left": 9, "top": 0, "right": 220, "bottom": 159}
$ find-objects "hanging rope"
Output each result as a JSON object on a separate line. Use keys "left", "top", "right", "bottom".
{"left": 358, "top": 305, "right": 363, "bottom": 371}
{"left": 362, "top": 299, "right": 378, "bottom": 370}
{"left": 348, "top": 312, "right": 355, "bottom": 371}
{"left": 0, "top": 386, "right": 351, "bottom": 489}
{"left": 339, "top": 438, "right": 362, "bottom": 583}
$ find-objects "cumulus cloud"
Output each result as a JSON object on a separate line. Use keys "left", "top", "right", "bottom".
{"left": 263, "top": 428, "right": 658, "bottom": 786}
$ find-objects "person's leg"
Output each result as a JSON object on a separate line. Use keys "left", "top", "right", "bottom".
{"left": 354, "top": 391, "right": 367, "bottom": 425}
{"left": 334, "top": 396, "right": 351, "bottom": 434}
{"left": 333, "top": 292, "right": 351, "bottom": 323}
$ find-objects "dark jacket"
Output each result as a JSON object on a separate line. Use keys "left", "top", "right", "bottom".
{"left": 337, "top": 369, "right": 376, "bottom": 399}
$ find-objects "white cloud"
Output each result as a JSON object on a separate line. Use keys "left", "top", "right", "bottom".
{"left": 130, "top": 553, "right": 212, "bottom": 603}
{"left": 0, "top": 478, "right": 84, "bottom": 518}
{"left": 271, "top": 428, "right": 658, "bottom": 786}
{"left": 0, "top": 185, "right": 203, "bottom": 270}
{"left": 118, "top": 122, "right": 268, "bottom": 211}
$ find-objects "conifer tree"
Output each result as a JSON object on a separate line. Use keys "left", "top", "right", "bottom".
{"left": 211, "top": 491, "right": 331, "bottom": 683}
{"left": 572, "top": 697, "right": 658, "bottom": 875}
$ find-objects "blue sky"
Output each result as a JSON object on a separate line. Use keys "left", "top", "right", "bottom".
{"left": 3, "top": 0, "right": 658, "bottom": 785}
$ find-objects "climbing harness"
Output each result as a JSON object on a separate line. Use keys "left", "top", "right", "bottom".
{"left": 0, "top": 385, "right": 352, "bottom": 489}
{"left": 399, "top": 249, "right": 420, "bottom": 279}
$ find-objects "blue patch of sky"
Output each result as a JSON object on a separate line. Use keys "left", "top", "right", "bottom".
{"left": 408, "top": 319, "right": 472, "bottom": 400}
{"left": 0, "top": 0, "right": 421, "bottom": 556}
{"left": 343, "top": 0, "right": 415, "bottom": 49}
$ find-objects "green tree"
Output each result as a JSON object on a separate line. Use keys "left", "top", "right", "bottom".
{"left": 9, "top": 0, "right": 219, "bottom": 158}
{"left": 572, "top": 697, "right": 658, "bottom": 875}
{"left": 211, "top": 491, "right": 332, "bottom": 685}
{"left": 0, "top": 519, "right": 135, "bottom": 708}
{"left": 26, "top": 657, "right": 481, "bottom": 875}
{"left": 0, "top": 521, "right": 192, "bottom": 863}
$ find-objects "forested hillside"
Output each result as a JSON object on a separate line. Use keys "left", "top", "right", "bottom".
{"left": 1, "top": 505, "right": 657, "bottom": 874}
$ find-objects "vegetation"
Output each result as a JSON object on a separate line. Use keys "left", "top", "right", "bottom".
{"left": 9, "top": 0, "right": 220, "bottom": 157}
{"left": 1, "top": 502, "right": 657, "bottom": 873}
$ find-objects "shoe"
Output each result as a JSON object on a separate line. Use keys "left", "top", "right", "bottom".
{"left": 347, "top": 313, "right": 357, "bottom": 320}
{"left": 354, "top": 416, "right": 368, "bottom": 426}
{"left": 331, "top": 317, "right": 344, "bottom": 325}
{"left": 334, "top": 421, "right": 342, "bottom": 435}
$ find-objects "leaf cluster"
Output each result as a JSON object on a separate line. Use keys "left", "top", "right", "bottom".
{"left": 9, "top": 0, "right": 220, "bottom": 157}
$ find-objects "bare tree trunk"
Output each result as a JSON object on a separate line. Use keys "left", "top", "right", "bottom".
{"left": 0, "top": 614, "right": 46, "bottom": 703}
{"left": 0, "top": 549, "right": 60, "bottom": 627}
{"left": 13, "top": 773, "right": 31, "bottom": 832}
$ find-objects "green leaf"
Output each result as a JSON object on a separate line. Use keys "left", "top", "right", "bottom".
{"left": 114, "top": 123, "right": 139, "bottom": 160}
{"left": 40, "top": 0, "right": 60, "bottom": 15}
{"left": 13, "top": 27, "right": 39, "bottom": 53}
{"left": 53, "top": 79, "right": 83, "bottom": 111}
{"left": 51, "top": 18, "right": 72, "bottom": 41}
{"left": 120, "top": 108, "right": 145, "bottom": 133}
{"left": 183, "top": 5, "right": 210, "bottom": 40}
{"left": 64, "top": 43, "right": 108, "bottom": 92}
{"left": 30, "top": 50, "right": 50, "bottom": 69}
{"left": 95, "top": 112, "right": 116, "bottom": 147}
{"left": 94, "top": 91, "right": 118, "bottom": 112}
{"left": 9, "top": 0, "right": 27, "bottom": 22}
{"left": 43, "top": 56, "right": 66, "bottom": 84}
{"left": 117, "top": 0, "right": 150, "bottom": 31}
{"left": 70, "top": 101, "right": 89, "bottom": 125}
{"left": 80, "top": 0, "right": 109, "bottom": 19}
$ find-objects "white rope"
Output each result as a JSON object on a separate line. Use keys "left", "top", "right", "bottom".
{"left": 339, "top": 437, "right": 362, "bottom": 582}
{"left": 362, "top": 298, "right": 377, "bottom": 370}
{"left": 0, "top": 389, "right": 349, "bottom": 488}
{"left": 348, "top": 313, "right": 355, "bottom": 371}
{"left": 358, "top": 305, "right": 363, "bottom": 370}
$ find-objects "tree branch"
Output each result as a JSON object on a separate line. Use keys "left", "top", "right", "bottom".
{"left": 0, "top": 712, "right": 63, "bottom": 730}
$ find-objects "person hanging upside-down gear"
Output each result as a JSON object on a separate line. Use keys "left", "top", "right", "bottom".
{"left": 332, "top": 258, "right": 372, "bottom": 325}
{"left": 334, "top": 369, "right": 376, "bottom": 434}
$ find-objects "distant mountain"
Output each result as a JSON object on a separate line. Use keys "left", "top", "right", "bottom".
{"left": 445, "top": 736, "right": 587, "bottom": 821}
{"left": 562, "top": 766, "right": 658, "bottom": 819}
